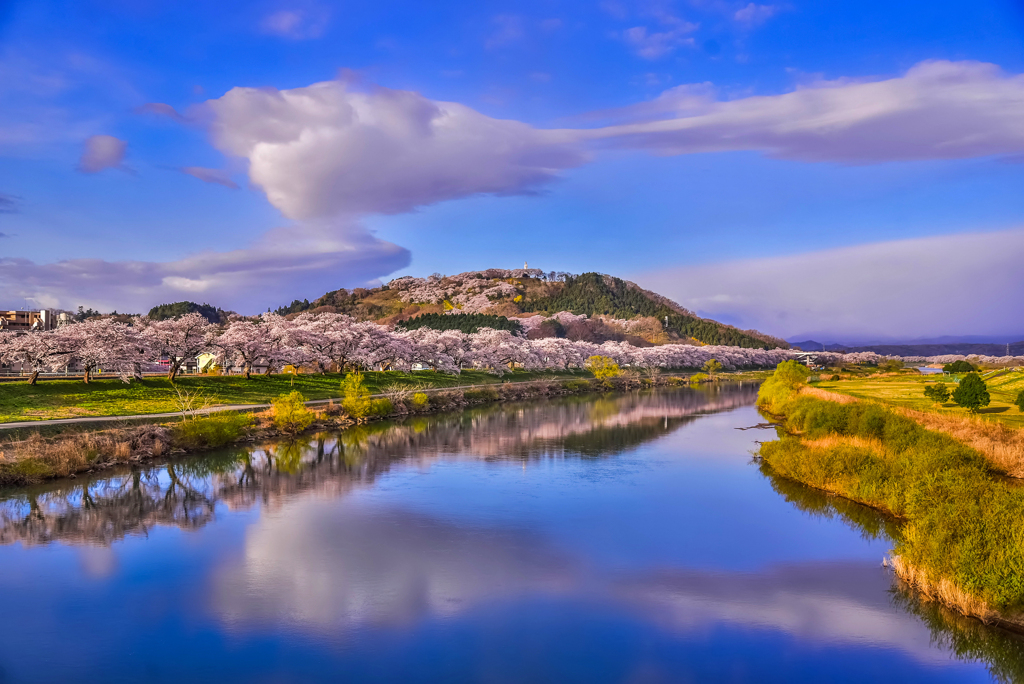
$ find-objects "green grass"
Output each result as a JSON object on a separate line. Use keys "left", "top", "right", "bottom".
{"left": 758, "top": 367, "right": 1024, "bottom": 611}
{"left": 815, "top": 371, "right": 1024, "bottom": 429}
{"left": 0, "top": 369, "right": 587, "bottom": 424}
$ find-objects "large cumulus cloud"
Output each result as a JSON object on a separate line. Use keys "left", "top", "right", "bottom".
{"left": 205, "top": 79, "right": 588, "bottom": 218}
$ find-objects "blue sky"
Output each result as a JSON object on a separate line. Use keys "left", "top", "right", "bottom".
{"left": 1, "top": 0, "right": 1023, "bottom": 341}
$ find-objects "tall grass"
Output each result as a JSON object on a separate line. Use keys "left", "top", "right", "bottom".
{"left": 757, "top": 363, "right": 1024, "bottom": 616}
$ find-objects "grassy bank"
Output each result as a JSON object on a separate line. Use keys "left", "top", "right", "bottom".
{"left": 815, "top": 370, "right": 1024, "bottom": 429}
{"left": 0, "top": 372, "right": 705, "bottom": 486}
{"left": 757, "top": 361, "right": 1024, "bottom": 625}
{"left": 0, "top": 369, "right": 587, "bottom": 424}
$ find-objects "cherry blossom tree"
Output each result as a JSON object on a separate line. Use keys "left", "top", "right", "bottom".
{"left": 141, "top": 312, "right": 217, "bottom": 382}
{"left": 215, "top": 320, "right": 271, "bottom": 379}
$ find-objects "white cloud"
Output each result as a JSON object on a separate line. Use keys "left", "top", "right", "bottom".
{"left": 0, "top": 223, "right": 410, "bottom": 313}
{"left": 260, "top": 7, "right": 329, "bottom": 40}
{"left": 77, "top": 134, "right": 127, "bottom": 173}
{"left": 205, "top": 78, "right": 587, "bottom": 218}
{"left": 181, "top": 166, "right": 239, "bottom": 189}
{"left": 587, "top": 60, "right": 1024, "bottom": 163}
{"left": 635, "top": 229, "right": 1024, "bottom": 341}
{"left": 734, "top": 3, "right": 778, "bottom": 26}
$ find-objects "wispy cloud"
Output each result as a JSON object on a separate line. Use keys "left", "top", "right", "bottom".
{"left": 0, "top": 193, "right": 17, "bottom": 214}
{"left": 636, "top": 229, "right": 1024, "bottom": 340}
{"left": 77, "top": 134, "right": 127, "bottom": 173}
{"left": 734, "top": 3, "right": 778, "bottom": 27}
{"left": 586, "top": 60, "right": 1024, "bottom": 163}
{"left": 136, "top": 102, "right": 190, "bottom": 123}
{"left": 619, "top": 8, "right": 699, "bottom": 60}
{"left": 0, "top": 223, "right": 409, "bottom": 313}
{"left": 485, "top": 15, "right": 525, "bottom": 49}
{"left": 260, "top": 7, "right": 329, "bottom": 40}
{"left": 181, "top": 166, "right": 239, "bottom": 189}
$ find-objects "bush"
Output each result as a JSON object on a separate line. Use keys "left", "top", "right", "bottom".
{"left": 756, "top": 360, "right": 811, "bottom": 414}
{"left": 410, "top": 392, "right": 429, "bottom": 411}
{"left": 952, "top": 373, "right": 990, "bottom": 413}
{"left": 171, "top": 412, "right": 253, "bottom": 449}
{"left": 341, "top": 371, "right": 372, "bottom": 421}
{"left": 369, "top": 398, "right": 393, "bottom": 418}
{"left": 586, "top": 355, "right": 621, "bottom": 380}
{"left": 272, "top": 391, "right": 315, "bottom": 433}
{"left": 702, "top": 358, "right": 723, "bottom": 375}
{"left": 562, "top": 379, "right": 591, "bottom": 393}
{"left": 944, "top": 360, "right": 976, "bottom": 374}
{"left": 830, "top": 374, "right": 841, "bottom": 381}
{"left": 689, "top": 372, "right": 709, "bottom": 384}
{"left": 924, "top": 382, "right": 951, "bottom": 404}
{"left": 1016, "top": 389, "right": 1024, "bottom": 413}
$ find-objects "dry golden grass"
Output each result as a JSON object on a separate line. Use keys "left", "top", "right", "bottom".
{"left": 800, "top": 386, "right": 859, "bottom": 404}
{"left": 886, "top": 555, "right": 997, "bottom": 623}
{"left": 803, "top": 434, "right": 884, "bottom": 452}
{"left": 801, "top": 384, "right": 1024, "bottom": 477}
{"left": 897, "top": 407, "right": 1024, "bottom": 478}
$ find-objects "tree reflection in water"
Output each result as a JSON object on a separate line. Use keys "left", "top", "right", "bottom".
{"left": 0, "top": 385, "right": 755, "bottom": 547}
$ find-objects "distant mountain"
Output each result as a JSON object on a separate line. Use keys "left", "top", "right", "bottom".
{"left": 790, "top": 339, "right": 1024, "bottom": 356}
{"left": 277, "top": 269, "right": 789, "bottom": 350}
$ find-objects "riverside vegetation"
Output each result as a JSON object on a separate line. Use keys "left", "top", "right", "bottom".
{"left": 0, "top": 365, "right": 730, "bottom": 486}
{"left": 757, "top": 361, "right": 1024, "bottom": 627}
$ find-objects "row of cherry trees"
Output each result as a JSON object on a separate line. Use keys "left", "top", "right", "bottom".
{"left": 0, "top": 312, "right": 798, "bottom": 384}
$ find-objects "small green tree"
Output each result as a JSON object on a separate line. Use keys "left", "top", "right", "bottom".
{"left": 341, "top": 371, "right": 372, "bottom": 422}
{"left": 272, "top": 391, "right": 314, "bottom": 433}
{"left": 1015, "top": 388, "right": 1024, "bottom": 413}
{"left": 923, "top": 382, "right": 950, "bottom": 404}
{"left": 586, "top": 355, "right": 621, "bottom": 380}
{"left": 702, "top": 358, "right": 723, "bottom": 376}
{"left": 952, "top": 373, "right": 990, "bottom": 413}
{"left": 943, "top": 360, "right": 976, "bottom": 374}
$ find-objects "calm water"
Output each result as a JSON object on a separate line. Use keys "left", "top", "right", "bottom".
{"left": 1, "top": 386, "right": 1022, "bottom": 683}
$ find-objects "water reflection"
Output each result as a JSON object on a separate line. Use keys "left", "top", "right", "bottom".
{"left": 0, "top": 386, "right": 756, "bottom": 548}
{"left": 0, "top": 384, "right": 1018, "bottom": 683}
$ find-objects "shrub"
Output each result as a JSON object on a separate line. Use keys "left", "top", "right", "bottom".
{"left": 1016, "top": 389, "right": 1024, "bottom": 413}
{"left": 952, "top": 373, "right": 990, "bottom": 413}
{"left": 272, "top": 391, "right": 315, "bottom": 433}
{"left": 944, "top": 360, "right": 976, "bottom": 374}
{"left": 830, "top": 374, "right": 841, "bottom": 381}
{"left": 171, "top": 412, "right": 253, "bottom": 449}
{"left": 757, "top": 360, "right": 810, "bottom": 414}
{"left": 369, "top": 398, "right": 393, "bottom": 418}
{"left": 689, "top": 372, "right": 709, "bottom": 384}
{"left": 924, "top": 382, "right": 951, "bottom": 404}
{"left": 562, "top": 379, "right": 591, "bottom": 392}
{"left": 341, "top": 371, "right": 372, "bottom": 421}
{"left": 410, "top": 392, "right": 430, "bottom": 411}
{"left": 702, "top": 358, "right": 723, "bottom": 375}
{"left": 586, "top": 355, "right": 621, "bottom": 380}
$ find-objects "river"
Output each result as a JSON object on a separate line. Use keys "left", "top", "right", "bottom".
{"left": 0, "top": 385, "right": 1021, "bottom": 683}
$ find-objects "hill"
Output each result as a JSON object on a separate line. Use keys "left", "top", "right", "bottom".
{"left": 792, "top": 340, "right": 1024, "bottom": 356}
{"left": 276, "top": 268, "right": 788, "bottom": 350}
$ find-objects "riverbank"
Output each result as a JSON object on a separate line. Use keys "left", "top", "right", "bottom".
{"left": 0, "top": 372, "right": 762, "bottom": 487}
{"left": 756, "top": 361, "right": 1024, "bottom": 631}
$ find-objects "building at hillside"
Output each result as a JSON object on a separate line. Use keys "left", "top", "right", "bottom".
{"left": 0, "top": 309, "right": 69, "bottom": 331}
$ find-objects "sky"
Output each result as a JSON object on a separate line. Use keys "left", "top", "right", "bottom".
{"left": 1, "top": 0, "right": 1023, "bottom": 343}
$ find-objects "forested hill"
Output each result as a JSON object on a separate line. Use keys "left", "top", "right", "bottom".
{"left": 274, "top": 269, "right": 787, "bottom": 350}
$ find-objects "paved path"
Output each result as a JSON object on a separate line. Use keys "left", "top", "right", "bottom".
{"left": 0, "top": 378, "right": 566, "bottom": 431}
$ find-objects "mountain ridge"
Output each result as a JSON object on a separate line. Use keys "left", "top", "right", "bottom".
{"left": 276, "top": 268, "right": 789, "bottom": 350}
